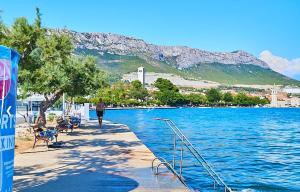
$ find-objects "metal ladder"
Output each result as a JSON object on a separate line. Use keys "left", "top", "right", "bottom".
{"left": 151, "top": 118, "right": 233, "bottom": 192}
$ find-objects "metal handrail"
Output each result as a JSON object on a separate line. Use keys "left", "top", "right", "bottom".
{"left": 154, "top": 118, "right": 233, "bottom": 192}
{"left": 151, "top": 157, "right": 188, "bottom": 187}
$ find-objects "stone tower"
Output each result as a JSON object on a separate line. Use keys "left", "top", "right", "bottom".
{"left": 271, "top": 85, "right": 278, "bottom": 107}
{"left": 137, "top": 67, "right": 145, "bottom": 86}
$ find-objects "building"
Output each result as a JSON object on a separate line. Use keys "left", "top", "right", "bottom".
{"left": 267, "top": 85, "right": 300, "bottom": 108}
{"left": 291, "top": 97, "right": 300, "bottom": 107}
{"left": 137, "top": 66, "right": 145, "bottom": 86}
{"left": 270, "top": 85, "right": 278, "bottom": 107}
{"left": 21, "top": 94, "right": 45, "bottom": 113}
{"left": 282, "top": 88, "right": 300, "bottom": 94}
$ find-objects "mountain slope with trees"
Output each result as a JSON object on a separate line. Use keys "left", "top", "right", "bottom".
{"left": 65, "top": 31, "right": 300, "bottom": 86}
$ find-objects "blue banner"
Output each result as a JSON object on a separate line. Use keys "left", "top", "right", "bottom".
{"left": 0, "top": 45, "right": 19, "bottom": 192}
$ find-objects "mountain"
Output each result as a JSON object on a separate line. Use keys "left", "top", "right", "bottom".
{"left": 55, "top": 29, "right": 300, "bottom": 86}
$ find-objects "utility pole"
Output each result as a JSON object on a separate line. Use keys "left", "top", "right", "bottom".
{"left": 62, "top": 93, "right": 65, "bottom": 120}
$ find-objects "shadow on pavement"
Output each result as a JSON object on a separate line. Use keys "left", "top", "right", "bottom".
{"left": 14, "top": 122, "right": 142, "bottom": 192}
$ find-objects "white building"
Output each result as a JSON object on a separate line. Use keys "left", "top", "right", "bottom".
{"left": 137, "top": 66, "right": 145, "bottom": 86}
{"left": 282, "top": 88, "right": 300, "bottom": 94}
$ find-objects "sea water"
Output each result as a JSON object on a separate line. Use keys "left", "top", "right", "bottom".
{"left": 90, "top": 108, "right": 300, "bottom": 192}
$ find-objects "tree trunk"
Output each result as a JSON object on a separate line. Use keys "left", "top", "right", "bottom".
{"left": 38, "top": 90, "right": 64, "bottom": 125}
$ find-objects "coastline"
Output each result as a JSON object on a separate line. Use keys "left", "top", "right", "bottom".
{"left": 96, "top": 105, "right": 298, "bottom": 110}
{"left": 105, "top": 106, "right": 179, "bottom": 110}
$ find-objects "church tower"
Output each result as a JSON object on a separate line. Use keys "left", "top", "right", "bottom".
{"left": 137, "top": 67, "right": 145, "bottom": 87}
{"left": 271, "top": 85, "right": 278, "bottom": 107}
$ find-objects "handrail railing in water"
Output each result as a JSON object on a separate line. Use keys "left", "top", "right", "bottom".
{"left": 152, "top": 157, "right": 188, "bottom": 187}
{"left": 153, "top": 118, "right": 233, "bottom": 192}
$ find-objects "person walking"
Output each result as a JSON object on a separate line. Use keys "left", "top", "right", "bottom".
{"left": 96, "top": 98, "right": 105, "bottom": 128}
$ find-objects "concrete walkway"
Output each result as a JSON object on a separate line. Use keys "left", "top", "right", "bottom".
{"left": 13, "top": 121, "right": 189, "bottom": 192}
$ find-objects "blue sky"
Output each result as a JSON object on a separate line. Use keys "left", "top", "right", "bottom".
{"left": 1, "top": 0, "right": 300, "bottom": 79}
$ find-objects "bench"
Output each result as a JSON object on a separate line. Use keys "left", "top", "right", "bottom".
{"left": 32, "top": 124, "right": 58, "bottom": 148}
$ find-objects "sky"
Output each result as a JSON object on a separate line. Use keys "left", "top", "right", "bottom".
{"left": 1, "top": 0, "right": 300, "bottom": 80}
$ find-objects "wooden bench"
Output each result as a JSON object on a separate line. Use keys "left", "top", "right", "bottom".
{"left": 32, "top": 124, "right": 58, "bottom": 149}
{"left": 56, "top": 116, "right": 73, "bottom": 133}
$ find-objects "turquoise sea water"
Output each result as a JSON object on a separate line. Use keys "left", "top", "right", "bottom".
{"left": 90, "top": 108, "right": 300, "bottom": 192}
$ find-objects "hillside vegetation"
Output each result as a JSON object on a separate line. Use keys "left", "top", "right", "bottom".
{"left": 76, "top": 49, "right": 182, "bottom": 74}
{"left": 183, "top": 63, "right": 300, "bottom": 86}
{"left": 76, "top": 49, "right": 300, "bottom": 86}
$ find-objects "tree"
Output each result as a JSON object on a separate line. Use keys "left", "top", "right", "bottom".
{"left": 259, "top": 97, "right": 270, "bottom": 105}
{"left": 1, "top": 9, "right": 102, "bottom": 123}
{"left": 131, "top": 80, "right": 142, "bottom": 89}
{"left": 154, "top": 78, "right": 179, "bottom": 92}
{"left": 153, "top": 78, "right": 184, "bottom": 106}
{"left": 4, "top": 9, "right": 45, "bottom": 73}
{"left": 0, "top": 13, "right": 9, "bottom": 45}
{"left": 223, "top": 92, "right": 234, "bottom": 103}
{"left": 185, "top": 93, "right": 207, "bottom": 106}
{"left": 92, "top": 80, "right": 148, "bottom": 107}
{"left": 128, "top": 80, "right": 148, "bottom": 101}
{"left": 92, "top": 81, "right": 129, "bottom": 106}
{"left": 155, "top": 90, "right": 184, "bottom": 106}
{"left": 74, "top": 97, "right": 89, "bottom": 104}
{"left": 234, "top": 93, "right": 249, "bottom": 106}
{"left": 206, "top": 88, "right": 222, "bottom": 104}
{"left": 233, "top": 93, "right": 268, "bottom": 106}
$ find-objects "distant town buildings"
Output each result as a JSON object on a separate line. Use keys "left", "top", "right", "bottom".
{"left": 282, "top": 88, "right": 300, "bottom": 94}
{"left": 269, "top": 85, "right": 300, "bottom": 107}
{"left": 290, "top": 97, "right": 300, "bottom": 107}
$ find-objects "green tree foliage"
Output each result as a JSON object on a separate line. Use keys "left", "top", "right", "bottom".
{"left": 223, "top": 92, "right": 234, "bottom": 103}
{"left": 155, "top": 90, "right": 185, "bottom": 106}
{"left": 1, "top": 8, "right": 102, "bottom": 123}
{"left": 206, "top": 88, "right": 222, "bottom": 104}
{"left": 0, "top": 13, "right": 8, "bottom": 45}
{"left": 234, "top": 93, "right": 249, "bottom": 106}
{"left": 128, "top": 80, "right": 148, "bottom": 101}
{"left": 153, "top": 78, "right": 186, "bottom": 106}
{"left": 154, "top": 78, "right": 179, "bottom": 92}
{"left": 233, "top": 93, "right": 269, "bottom": 106}
{"left": 74, "top": 97, "right": 89, "bottom": 104}
{"left": 89, "top": 78, "right": 269, "bottom": 107}
{"left": 184, "top": 93, "right": 207, "bottom": 105}
{"left": 258, "top": 97, "right": 270, "bottom": 105}
{"left": 91, "top": 81, "right": 149, "bottom": 106}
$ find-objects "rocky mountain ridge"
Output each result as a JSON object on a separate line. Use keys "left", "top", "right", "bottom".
{"left": 54, "top": 29, "right": 269, "bottom": 69}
